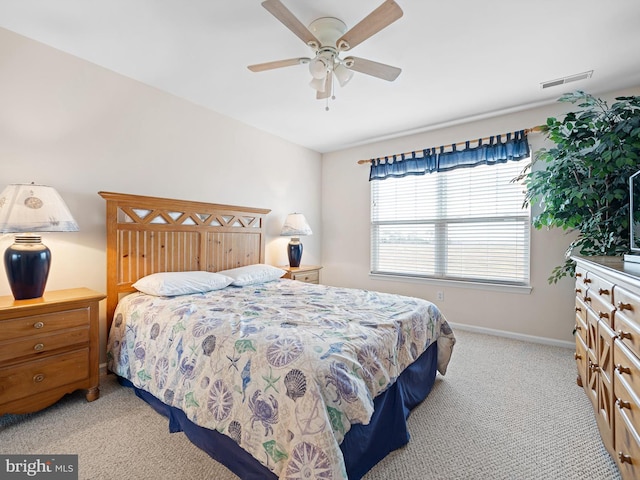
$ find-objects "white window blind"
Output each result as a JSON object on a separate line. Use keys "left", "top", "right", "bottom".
{"left": 371, "top": 160, "right": 530, "bottom": 285}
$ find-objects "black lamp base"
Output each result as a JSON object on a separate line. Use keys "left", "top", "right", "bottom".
{"left": 287, "top": 239, "right": 303, "bottom": 268}
{"left": 4, "top": 235, "right": 51, "bottom": 300}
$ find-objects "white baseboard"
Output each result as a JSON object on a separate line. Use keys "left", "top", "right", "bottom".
{"left": 448, "top": 321, "right": 574, "bottom": 349}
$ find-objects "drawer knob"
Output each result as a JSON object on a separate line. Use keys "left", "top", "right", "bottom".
{"left": 617, "top": 330, "right": 633, "bottom": 340}
{"left": 574, "top": 352, "right": 582, "bottom": 360}
{"left": 598, "top": 311, "right": 609, "bottom": 319}
{"left": 583, "top": 296, "right": 591, "bottom": 302}
{"left": 589, "top": 363, "right": 600, "bottom": 372}
{"left": 616, "top": 364, "right": 631, "bottom": 375}
{"left": 617, "top": 301, "right": 633, "bottom": 311}
{"left": 33, "top": 321, "right": 44, "bottom": 329}
{"left": 33, "top": 343, "right": 45, "bottom": 351}
{"left": 575, "top": 288, "right": 582, "bottom": 294}
{"left": 575, "top": 306, "right": 582, "bottom": 312}
{"left": 576, "top": 272, "right": 583, "bottom": 277}
{"left": 616, "top": 398, "right": 631, "bottom": 410}
{"left": 574, "top": 323, "right": 582, "bottom": 331}
{"left": 33, "top": 374, "right": 45, "bottom": 383}
{"left": 584, "top": 278, "right": 592, "bottom": 284}
{"left": 618, "top": 452, "right": 632, "bottom": 464}
{"left": 598, "top": 288, "right": 610, "bottom": 295}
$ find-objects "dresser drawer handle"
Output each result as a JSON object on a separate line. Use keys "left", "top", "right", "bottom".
{"left": 576, "top": 272, "right": 583, "bottom": 277}
{"left": 617, "top": 301, "right": 633, "bottom": 311}
{"left": 583, "top": 296, "right": 591, "bottom": 302}
{"left": 598, "top": 288, "right": 609, "bottom": 295}
{"left": 589, "top": 363, "right": 600, "bottom": 372}
{"left": 616, "top": 398, "right": 632, "bottom": 410}
{"left": 617, "top": 330, "right": 633, "bottom": 340}
{"left": 574, "top": 323, "right": 582, "bottom": 331}
{"left": 575, "top": 288, "right": 582, "bottom": 294}
{"left": 33, "top": 321, "right": 45, "bottom": 329}
{"left": 575, "top": 306, "right": 582, "bottom": 313}
{"left": 584, "top": 278, "right": 592, "bottom": 284}
{"left": 33, "top": 374, "right": 45, "bottom": 383}
{"left": 618, "top": 452, "right": 632, "bottom": 464}
{"left": 616, "top": 364, "right": 631, "bottom": 375}
{"left": 574, "top": 352, "right": 582, "bottom": 360}
{"left": 598, "top": 311, "right": 609, "bottom": 319}
{"left": 33, "top": 343, "right": 45, "bottom": 351}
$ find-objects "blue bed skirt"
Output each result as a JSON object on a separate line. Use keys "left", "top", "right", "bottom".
{"left": 119, "top": 341, "right": 438, "bottom": 480}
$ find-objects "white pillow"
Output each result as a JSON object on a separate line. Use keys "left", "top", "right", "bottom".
{"left": 132, "top": 271, "right": 233, "bottom": 296}
{"left": 218, "top": 264, "right": 286, "bottom": 286}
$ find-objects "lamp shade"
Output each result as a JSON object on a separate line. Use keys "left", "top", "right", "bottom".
{"left": 0, "top": 183, "right": 79, "bottom": 233}
{"left": 280, "top": 213, "right": 312, "bottom": 237}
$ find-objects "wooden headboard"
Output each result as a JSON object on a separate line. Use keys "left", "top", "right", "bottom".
{"left": 98, "top": 191, "right": 271, "bottom": 332}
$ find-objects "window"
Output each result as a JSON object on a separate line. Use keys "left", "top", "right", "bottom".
{"left": 370, "top": 160, "right": 530, "bottom": 285}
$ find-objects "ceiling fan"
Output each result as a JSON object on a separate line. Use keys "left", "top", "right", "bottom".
{"left": 248, "top": 0, "right": 403, "bottom": 104}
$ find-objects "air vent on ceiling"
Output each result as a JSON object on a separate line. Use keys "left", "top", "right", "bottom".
{"left": 540, "top": 70, "right": 593, "bottom": 89}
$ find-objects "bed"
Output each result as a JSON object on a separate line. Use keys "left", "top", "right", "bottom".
{"left": 99, "top": 191, "right": 455, "bottom": 480}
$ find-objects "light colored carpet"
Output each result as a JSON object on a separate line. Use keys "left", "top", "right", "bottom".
{"left": 0, "top": 329, "right": 621, "bottom": 480}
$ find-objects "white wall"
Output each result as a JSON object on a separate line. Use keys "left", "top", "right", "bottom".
{"left": 0, "top": 28, "right": 322, "bottom": 362}
{"left": 321, "top": 85, "right": 640, "bottom": 345}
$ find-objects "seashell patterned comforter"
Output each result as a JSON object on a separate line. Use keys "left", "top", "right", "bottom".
{"left": 107, "top": 278, "right": 455, "bottom": 479}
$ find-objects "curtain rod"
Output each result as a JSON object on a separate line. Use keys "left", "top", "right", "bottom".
{"left": 356, "top": 126, "right": 543, "bottom": 165}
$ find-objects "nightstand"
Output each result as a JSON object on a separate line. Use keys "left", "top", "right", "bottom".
{"left": 281, "top": 265, "right": 322, "bottom": 284}
{"left": 0, "top": 288, "right": 105, "bottom": 415}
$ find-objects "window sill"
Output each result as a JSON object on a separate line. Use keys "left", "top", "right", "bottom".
{"left": 369, "top": 272, "right": 532, "bottom": 294}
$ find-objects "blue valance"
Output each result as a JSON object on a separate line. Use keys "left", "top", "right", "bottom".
{"left": 369, "top": 130, "right": 530, "bottom": 181}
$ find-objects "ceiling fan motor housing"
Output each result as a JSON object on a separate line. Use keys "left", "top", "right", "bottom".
{"left": 309, "top": 17, "right": 347, "bottom": 48}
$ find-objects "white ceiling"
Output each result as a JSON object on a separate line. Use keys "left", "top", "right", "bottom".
{"left": 1, "top": 0, "right": 639, "bottom": 153}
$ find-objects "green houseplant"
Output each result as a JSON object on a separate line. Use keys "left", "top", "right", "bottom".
{"left": 518, "top": 91, "right": 640, "bottom": 283}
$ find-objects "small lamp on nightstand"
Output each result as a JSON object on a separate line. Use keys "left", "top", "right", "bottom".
{"left": 0, "top": 183, "right": 79, "bottom": 300}
{"left": 280, "top": 213, "right": 312, "bottom": 268}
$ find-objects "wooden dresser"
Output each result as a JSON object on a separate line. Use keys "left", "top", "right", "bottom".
{"left": 572, "top": 256, "right": 640, "bottom": 480}
{"left": 0, "top": 288, "right": 105, "bottom": 415}
{"left": 281, "top": 265, "right": 322, "bottom": 284}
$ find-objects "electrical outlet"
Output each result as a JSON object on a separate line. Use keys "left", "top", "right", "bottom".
{"left": 437, "top": 291, "right": 444, "bottom": 301}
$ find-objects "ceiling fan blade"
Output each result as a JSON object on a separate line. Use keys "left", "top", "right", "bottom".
{"left": 248, "top": 58, "right": 310, "bottom": 72}
{"left": 316, "top": 73, "right": 333, "bottom": 100}
{"left": 337, "top": 0, "right": 403, "bottom": 51}
{"left": 261, "top": 0, "right": 321, "bottom": 48}
{"left": 345, "top": 56, "right": 401, "bottom": 81}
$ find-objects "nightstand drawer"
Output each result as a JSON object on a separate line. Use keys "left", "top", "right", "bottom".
{"left": 0, "top": 327, "right": 89, "bottom": 363}
{"left": 0, "top": 348, "right": 90, "bottom": 405}
{"left": 0, "top": 308, "right": 90, "bottom": 342}
{"left": 291, "top": 270, "right": 319, "bottom": 283}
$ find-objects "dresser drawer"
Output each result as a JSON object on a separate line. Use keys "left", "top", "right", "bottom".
{"left": 0, "top": 308, "right": 89, "bottom": 342}
{"left": 614, "top": 340, "right": 640, "bottom": 401}
{"left": 0, "top": 327, "right": 89, "bottom": 364}
{"left": 575, "top": 265, "right": 589, "bottom": 293}
{"left": 615, "top": 310, "right": 640, "bottom": 360}
{"left": 615, "top": 362, "right": 640, "bottom": 442}
{"left": 614, "top": 395, "right": 640, "bottom": 480}
{"left": 585, "top": 272, "right": 614, "bottom": 305}
{"left": 614, "top": 285, "right": 640, "bottom": 326}
{"left": 585, "top": 291, "right": 615, "bottom": 328}
{"left": 0, "top": 348, "right": 90, "bottom": 405}
{"left": 291, "top": 270, "right": 319, "bottom": 283}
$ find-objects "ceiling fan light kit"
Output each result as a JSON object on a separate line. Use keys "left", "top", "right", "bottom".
{"left": 248, "top": 0, "right": 403, "bottom": 107}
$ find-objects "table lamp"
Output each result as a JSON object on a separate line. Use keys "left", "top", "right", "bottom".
{"left": 280, "top": 213, "right": 312, "bottom": 268}
{"left": 0, "top": 183, "right": 79, "bottom": 300}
